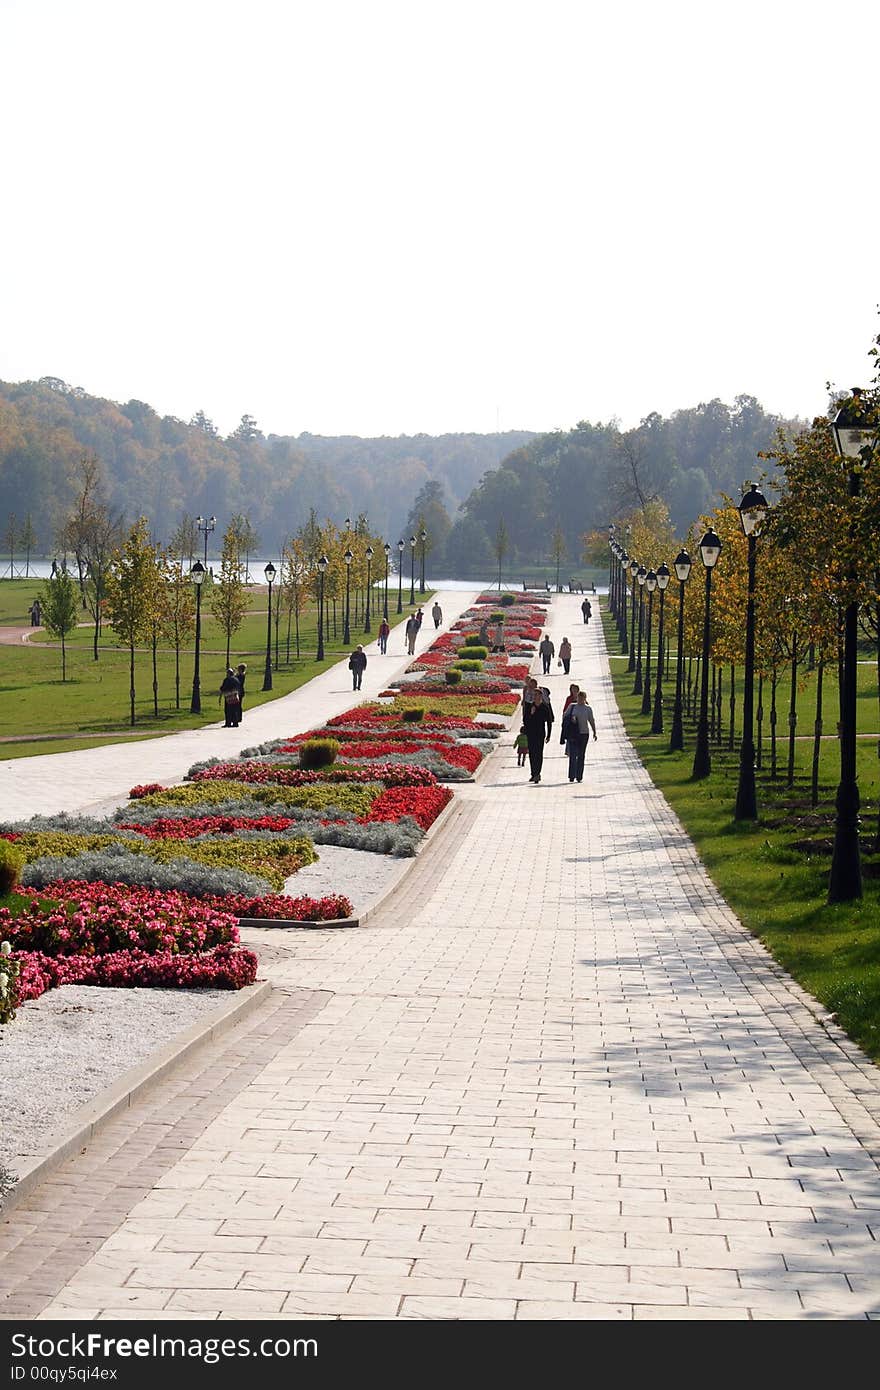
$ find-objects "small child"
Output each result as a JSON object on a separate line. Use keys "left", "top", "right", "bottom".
{"left": 515, "top": 725, "right": 528, "bottom": 766}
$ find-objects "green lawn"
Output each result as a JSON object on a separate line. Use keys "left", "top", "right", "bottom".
{"left": 0, "top": 578, "right": 429, "bottom": 757}
{"left": 602, "top": 610, "right": 880, "bottom": 1062}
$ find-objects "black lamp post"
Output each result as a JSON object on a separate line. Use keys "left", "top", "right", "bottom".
{"left": 397, "top": 539, "right": 404, "bottom": 613}
{"left": 262, "top": 561, "right": 276, "bottom": 691}
{"left": 641, "top": 570, "right": 657, "bottom": 716}
{"left": 692, "top": 527, "right": 723, "bottom": 779}
{"left": 316, "top": 554, "right": 328, "bottom": 661}
{"left": 609, "top": 540, "right": 619, "bottom": 619}
{"left": 651, "top": 562, "right": 670, "bottom": 733}
{"left": 419, "top": 529, "right": 427, "bottom": 596}
{"left": 196, "top": 514, "right": 216, "bottom": 567}
{"left": 734, "top": 484, "right": 769, "bottom": 820}
{"left": 619, "top": 550, "right": 629, "bottom": 652}
{"left": 828, "top": 389, "right": 875, "bottom": 902}
{"left": 409, "top": 535, "right": 416, "bottom": 606}
{"left": 343, "top": 547, "right": 353, "bottom": 646}
{"left": 364, "top": 545, "right": 374, "bottom": 632}
{"left": 632, "top": 565, "right": 647, "bottom": 695}
{"left": 628, "top": 558, "right": 638, "bottom": 672}
{"left": 383, "top": 542, "right": 390, "bottom": 619}
{"left": 669, "top": 549, "right": 692, "bottom": 751}
{"left": 189, "top": 559, "right": 205, "bottom": 713}
{"left": 608, "top": 524, "right": 615, "bottom": 593}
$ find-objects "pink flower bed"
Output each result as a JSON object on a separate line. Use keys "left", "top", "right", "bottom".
{"left": 189, "top": 761, "right": 438, "bottom": 788}
{"left": 119, "top": 814, "right": 297, "bottom": 840}
{"left": 15, "top": 943, "right": 258, "bottom": 1000}
{"left": 129, "top": 782, "right": 164, "bottom": 799}
{"left": 0, "top": 882, "right": 240, "bottom": 956}
{"left": 206, "top": 891, "right": 353, "bottom": 921}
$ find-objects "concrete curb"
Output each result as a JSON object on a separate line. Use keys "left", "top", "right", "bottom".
{"left": 0, "top": 978, "right": 273, "bottom": 1218}
{"left": 237, "top": 915, "right": 359, "bottom": 930}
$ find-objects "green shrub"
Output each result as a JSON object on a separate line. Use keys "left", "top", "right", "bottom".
{"left": 463, "top": 634, "right": 482, "bottom": 647}
{"left": 456, "top": 646, "right": 488, "bottom": 660}
{"left": 299, "top": 738, "right": 340, "bottom": 770}
{"left": 453, "top": 660, "right": 483, "bottom": 673}
{"left": 401, "top": 707, "right": 425, "bottom": 722}
{"left": 0, "top": 841, "right": 25, "bottom": 895}
{"left": 499, "top": 592, "right": 516, "bottom": 606}
{"left": 445, "top": 669, "right": 463, "bottom": 686}
{"left": 489, "top": 611, "right": 504, "bottom": 622}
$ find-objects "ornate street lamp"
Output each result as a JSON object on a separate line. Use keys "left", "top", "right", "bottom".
{"left": 828, "top": 389, "right": 876, "bottom": 901}
{"left": 262, "top": 561, "right": 276, "bottom": 691}
{"left": 195, "top": 514, "right": 216, "bottom": 567}
{"left": 364, "top": 544, "right": 374, "bottom": 632}
{"left": 189, "top": 559, "right": 206, "bottom": 714}
{"left": 397, "top": 539, "right": 404, "bottom": 614}
{"left": 641, "top": 569, "right": 657, "bottom": 716}
{"left": 734, "top": 484, "right": 769, "bottom": 819}
{"left": 383, "top": 541, "right": 391, "bottom": 619}
{"left": 651, "top": 562, "right": 670, "bottom": 733}
{"left": 316, "top": 554, "right": 328, "bottom": 662}
{"left": 692, "top": 527, "right": 723, "bottom": 779}
{"left": 632, "top": 565, "right": 647, "bottom": 695}
{"left": 619, "top": 550, "right": 629, "bottom": 653}
{"left": 628, "top": 557, "right": 639, "bottom": 673}
{"left": 343, "top": 547, "right": 353, "bottom": 646}
{"left": 419, "top": 529, "right": 427, "bottom": 596}
{"left": 409, "top": 535, "right": 416, "bottom": 606}
{"left": 669, "top": 549, "right": 692, "bottom": 752}
{"left": 608, "top": 523, "right": 615, "bottom": 593}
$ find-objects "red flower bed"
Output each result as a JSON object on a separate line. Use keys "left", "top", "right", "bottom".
{"left": 188, "top": 761, "right": 437, "bottom": 788}
{"left": 129, "top": 783, "right": 164, "bottom": 799}
{"left": 364, "top": 785, "right": 452, "bottom": 830}
{"left": 14, "top": 943, "right": 258, "bottom": 998}
{"left": 205, "top": 891, "right": 354, "bottom": 921}
{"left": 119, "top": 814, "right": 296, "bottom": 840}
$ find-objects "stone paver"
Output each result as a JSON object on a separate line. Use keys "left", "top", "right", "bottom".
{"left": 2, "top": 593, "right": 880, "bottom": 1320}
{"left": 0, "top": 590, "right": 478, "bottom": 820}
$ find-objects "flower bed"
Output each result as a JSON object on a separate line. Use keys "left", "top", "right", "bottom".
{"left": 14, "top": 943, "right": 258, "bottom": 1001}
{"left": 187, "top": 760, "right": 438, "bottom": 789}
{"left": 0, "top": 882, "right": 239, "bottom": 956}
{"left": 205, "top": 891, "right": 353, "bottom": 922}
{"left": 364, "top": 785, "right": 453, "bottom": 831}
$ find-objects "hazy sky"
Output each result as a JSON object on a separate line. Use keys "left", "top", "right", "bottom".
{"left": 1, "top": 0, "right": 878, "bottom": 439}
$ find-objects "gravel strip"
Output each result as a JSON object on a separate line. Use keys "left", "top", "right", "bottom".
{"left": 0, "top": 984, "right": 228, "bottom": 1173}
{"left": 283, "top": 842, "right": 409, "bottom": 917}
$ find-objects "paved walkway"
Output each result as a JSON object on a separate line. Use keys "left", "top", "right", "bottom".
{"left": 0, "top": 592, "right": 478, "bottom": 821}
{"left": 2, "top": 595, "right": 880, "bottom": 1319}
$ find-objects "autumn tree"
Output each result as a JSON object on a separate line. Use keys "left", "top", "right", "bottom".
{"left": 40, "top": 570, "right": 79, "bottom": 682}
{"left": 162, "top": 548, "right": 196, "bottom": 710}
{"left": 550, "top": 524, "right": 567, "bottom": 592}
{"left": 19, "top": 514, "right": 37, "bottom": 577}
{"left": 210, "top": 521, "right": 249, "bottom": 667}
{"left": 492, "top": 517, "right": 509, "bottom": 591}
{"left": 105, "top": 518, "right": 162, "bottom": 726}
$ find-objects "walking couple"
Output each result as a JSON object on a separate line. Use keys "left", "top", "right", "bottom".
{"left": 560, "top": 685, "right": 597, "bottom": 783}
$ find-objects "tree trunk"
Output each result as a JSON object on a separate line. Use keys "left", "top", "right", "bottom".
{"left": 93, "top": 610, "right": 100, "bottom": 662}
{"left": 787, "top": 635, "right": 798, "bottom": 788}
{"left": 174, "top": 618, "right": 180, "bottom": 710}
{"left": 756, "top": 674, "right": 764, "bottom": 771}
{"left": 811, "top": 658, "right": 824, "bottom": 809}
{"left": 770, "top": 669, "right": 778, "bottom": 779}
{"left": 129, "top": 644, "right": 136, "bottom": 726}
{"left": 152, "top": 632, "right": 159, "bottom": 717}
{"left": 226, "top": 628, "right": 231, "bottom": 668}
{"left": 728, "top": 665, "right": 736, "bottom": 751}
{"left": 295, "top": 602, "right": 301, "bottom": 660}
{"left": 61, "top": 632, "right": 67, "bottom": 682}
{"left": 286, "top": 604, "right": 292, "bottom": 664}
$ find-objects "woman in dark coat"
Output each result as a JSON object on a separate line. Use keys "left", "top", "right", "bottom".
{"left": 220, "top": 668, "right": 242, "bottom": 727}
{"left": 524, "top": 687, "right": 553, "bottom": 783}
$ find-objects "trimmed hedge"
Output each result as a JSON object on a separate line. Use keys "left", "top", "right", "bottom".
{"left": 456, "top": 646, "right": 488, "bottom": 660}
{"left": 299, "top": 738, "right": 340, "bottom": 770}
{"left": 444, "top": 669, "right": 462, "bottom": 685}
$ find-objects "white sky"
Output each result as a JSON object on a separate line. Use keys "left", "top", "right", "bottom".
{"left": 1, "top": 0, "right": 878, "bottom": 439}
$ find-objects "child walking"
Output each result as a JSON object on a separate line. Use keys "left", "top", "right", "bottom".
{"left": 515, "top": 725, "right": 529, "bottom": 767}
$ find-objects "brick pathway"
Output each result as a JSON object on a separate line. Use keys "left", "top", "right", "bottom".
{"left": 2, "top": 594, "right": 880, "bottom": 1320}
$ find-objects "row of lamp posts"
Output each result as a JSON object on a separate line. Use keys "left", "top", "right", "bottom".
{"left": 188, "top": 521, "right": 428, "bottom": 715}
{"left": 610, "top": 393, "right": 871, "bottom": 906}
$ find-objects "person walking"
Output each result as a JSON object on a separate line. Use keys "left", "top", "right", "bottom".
{"left": 562, "top": 682, "right": 579, "bottom": 713}
{"left": 558, "top": 637, "right": 572, "bottom": 675}
{"left": 515, "top": 724, "right": 529, "bottom": 767}
{"left": 539, "top": 633, "right": 555, "bottom": 675}
{"left": 521, "top": 676, "right": 538, "bottom": 723}
{"left": 492, "top": 617, "right": 505, "bottom": 651}
{"left": 562, "top": 690, "right": 597, "bottom": 783}
{"left": 431, "top": 600, "right": 443, "bottom": 629}
{"left": 349, "top": 644, "right": 367, "bottom": 690}
{"left": 378, "top": 617, "right": 390, "bottom": 654}
{"left": 581, "top": 597, "right": 592, "bottom": 624}
{"left": 405, "top": 614, "right": 419, "bottom": 656}
{"left": 220, "top": 668, "right": 242, "bottom": 727}
{"left": 235, "top": 663, "right": 247, "bottom": 715}
{"left": 415, "top": 607, "right": 424, "bottom": 631}
{"left": 524, "top": 687, "right": 553, "bottom": 783}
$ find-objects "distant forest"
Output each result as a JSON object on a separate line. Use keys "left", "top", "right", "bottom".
{"left": 0, "top": 377, "right": 805, "bottom": 570}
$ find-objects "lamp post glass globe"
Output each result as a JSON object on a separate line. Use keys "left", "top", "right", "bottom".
{"left": 831, "top": 389, "right": 875, "bottom": 460}
{"left": 738, "top": 484, "right": 769, "bottom": 537}
{"left": 673, "top": 549, "right": 692, "bottom": 583}
{"left": 669, "top": 552, "right": 691, "bottom": 752}
{"left": 699, "top": 528, "right": 723, "bottom": 569}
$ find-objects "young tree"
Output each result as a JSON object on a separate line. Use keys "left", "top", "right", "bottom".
{"left": 105, "top": 518, "right": 162, "bottom": 726}
{"left": 40, "top": 570, "right": 79, "bottom": 681}
{"left": 282, "top": 537, "right": 309, "bottom": 660}
{"left": 231, "top": 514, "right": 260, "bottom": 584}
{"left": 210, "top": 521, "right": 249, "bottom": 667}
{"left": 82, "top": 507, "right": 126, "bottom": 661}
{"left": 162, "top": 549, "right": 196, "bottom": 710}
{"left": 168, "top": 514, "right": 198, "bottom": 566}
{"left": 4, "top": 512, "right": 16, "bottom": 578}
{"left": 492, "top": 517, "right": 509, "bottom": 591}
{"left": 57, "top": 455, "right": 105, "bottom": 607}
{"left": 20, "top": 514, "right": 37, "bottom": 577}
{"left": 550, "top": 523, "right": 567, "bottom": 592}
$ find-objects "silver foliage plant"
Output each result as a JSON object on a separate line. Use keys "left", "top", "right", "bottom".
{"left": 21, "top": 847, "right": 272, "bottom": 898}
